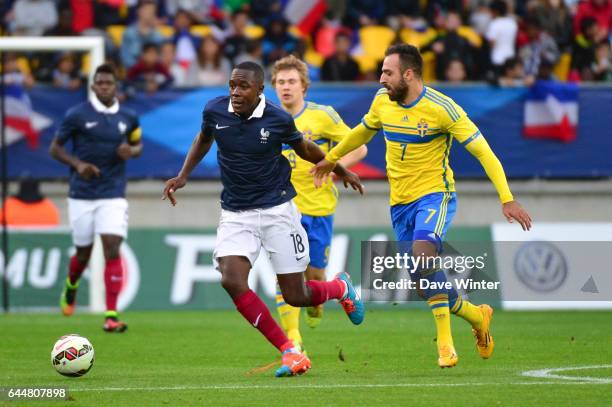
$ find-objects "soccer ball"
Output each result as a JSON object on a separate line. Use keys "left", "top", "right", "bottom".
{"left": 51, "top": 334, "right": 95, "bottom": 377}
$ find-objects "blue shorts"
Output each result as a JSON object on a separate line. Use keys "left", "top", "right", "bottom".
{"left": 300, "top": 214, "right": 333, "bottom": 269}
{"left": 390, "top": 192, "right": 457, "bottom": 251}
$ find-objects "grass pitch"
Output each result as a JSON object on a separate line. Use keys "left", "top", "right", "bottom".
{"left": 1, "top": 309, "right": 611, "bottom": 406}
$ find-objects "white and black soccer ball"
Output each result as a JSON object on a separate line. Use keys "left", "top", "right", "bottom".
{"left": 51, "top": 334, "right": 95, "bottom": 377}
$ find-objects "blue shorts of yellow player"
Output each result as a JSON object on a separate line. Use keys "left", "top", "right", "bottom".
{"left": 300, "top": 214, "right": 333, "bottom": 269}
{"left": 390, "top": 192, "right": 456, "bottom": 252}
{"left": 390, "top": 192, "right": 459, "bottom": 303}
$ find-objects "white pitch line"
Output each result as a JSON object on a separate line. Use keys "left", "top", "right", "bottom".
{"left": 522, "top": 365, "right": 612, "bottom": 384}
{"left": 68, "top": 380, "right": 611, "bottom": 392}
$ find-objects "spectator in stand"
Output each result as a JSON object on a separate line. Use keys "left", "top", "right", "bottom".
{"left": 424, "top": 0, "right": 464, "bottom": 27}
{"left": 486, "top": 0, "right": 518, "bottom": 73}
{"left": 261, "top": 15, "right": 299, "bottom": 66}
{"left": 160, "top": 41, "right": 188, "bottom": 87}
{"left": 424, "top": 11, "right": 476, "bottom": 80}
{"left": 530, "top": 0, "right": 573, "bottom": 52}
{"left": 0, "top": 178, "right": 60, "bottom": 227}
{"left": 33, "top": 8, "right": 79, "bottom": 82}
{"left": 8, "top": 0, "right": 58, "bottom": 36}
{"left": 172, "top": 9, "right": 199, "bottom": 70}
{"left": 518, "top": 16, "right": 560, "bottom": 81}
{"left": 234, "top": 39, "right": 264, "bottom": 66}
{"left": 592, "top": 40, "right": 612, "bottom": 81}
{"left": 223, "top": 10, "right": 251, "bottom": 65}
{"left": 443, "top": 58, "right": 467, "bottom": 83}
{"left": 94, "top": 0, "right": 127, "bottom": 29}
{"left": 469, "top": 0, "right": 493, "bottom": 36}
{"left": 320, "top": 30, "right": 360, "bottom": 81}
{"left": 184, "top": 35, "right": 232, "bottom": 87}
{"left": 497, "top": 56, "right": 534, "bottom": 86}
{"left": 573, "top": 0, "right": 611, "bottom": 41}
{"left": 121, "top": 0, "right": 164, "bottom": 69}
{"left": 571, "top": 17, "right": 609, "bottom": 80}
{"left": 250, "top": 0, "right": 282, "bottom": 27}
{"left": 165, "top": 0, "right": 216, "bottom": 23}
{"left": 127, "top": 42, "right": 173, "bottom": 93}
{"left": 3, "top": 52, "right": 35, "bottom": 88}
{"left": 53, "top": 53, "right": 83, "bottom": 90}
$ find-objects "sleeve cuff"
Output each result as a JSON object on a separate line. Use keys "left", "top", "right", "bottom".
{"left": 324, "top": 152, "right": 339, "bottom": 164}
{"left": 500, "top": 193, "right": 514, "bottom": 204}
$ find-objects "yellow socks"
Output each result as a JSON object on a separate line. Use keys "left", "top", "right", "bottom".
{"left": 451, "top": 296, "right": 484, "bottom": 329}
{"left": 276, "top": 289, "right": 302, "bottom": 345}
{"left": 428, "top": 294, "right": 454, "bottom": 349}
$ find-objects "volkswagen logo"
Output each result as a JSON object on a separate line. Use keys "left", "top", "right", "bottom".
{"left": 514, "top": 241, "right": 567, "bottom": 292}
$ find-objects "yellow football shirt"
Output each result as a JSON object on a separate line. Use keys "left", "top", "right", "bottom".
{"left": 360, "top": 86, "right": 487, "bottom": 206}
{"left": 283, "top": 101, "right": 350, "bottom": 216}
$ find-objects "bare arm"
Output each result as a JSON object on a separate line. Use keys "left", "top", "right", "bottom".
{"left": 49, "top": 136, "right": 100, "bottom": 180}
{"left": 292, "top": 139, "right": 364, "bottom": 194}
{"left": 162, "top": 131, "right": 214, "bottom": 205}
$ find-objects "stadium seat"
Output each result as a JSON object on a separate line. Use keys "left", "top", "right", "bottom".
{"left": 457, "top": 26, "right": 483, "bottom": 48}
{"left": 158, "top": 25, "right": 174, "bottom": 38}
{"left": 16, "top": 57, "right": 32, "bottom": 75}
{"left": 81, "top": 53, "right": 91, "bottom": 75}
{"left": 421, "top": 51, "right": 436, "bottom": 82}
{"left": 245, "top": 25, "right": 265, "bottom": 40}
{"left": 359, "top": 26, "right": 396, "bottom": 61}
{"left": 107, "top": 25, "right": 126, "bottom": 47}
{"left": 190, "top": 25, "right": 212, "bottom": 37}
{"left": 553, "top": 52, "right": 572, "bottom": 81}
{"left": 353, "top": 55, "right": 378, "bottom": 74}
{"left": 399, "top": 28, "right": 437, "bottom": 49}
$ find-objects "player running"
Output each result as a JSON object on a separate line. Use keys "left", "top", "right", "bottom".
{"left": 271, "top": 55, "right": 367, "bottom": 347}
{"left": 312, "top": 44, "right": 532, "bottom": 368}
{"left": 162, "top": 62, "right": 365, "bottom": 377}
{"left": 50, "top": 64, "right": 143, "bottom": 333}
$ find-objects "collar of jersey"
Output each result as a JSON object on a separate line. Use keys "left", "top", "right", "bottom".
{"left": 228, "top": 94, "right": 266, "bottom": 120}
{"left": 90, "top": 95, "right": 119, "bottom": 114}
{"left": 397, "top": 86, "right": 426, "bottom": 109}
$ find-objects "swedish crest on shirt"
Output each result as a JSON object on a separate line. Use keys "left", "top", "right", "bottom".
{"left": 118, "top": 121, "right": 127, "bottom": 134}
{"left": 260, "top": 127, "right": 270, "bottom": 143}
{"left": 417, "top": 118, "right": 429, "bottom": 137}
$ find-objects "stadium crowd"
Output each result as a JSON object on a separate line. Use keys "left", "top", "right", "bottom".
{"left": 1, "top": 0, "right": 611, "bottom": 92}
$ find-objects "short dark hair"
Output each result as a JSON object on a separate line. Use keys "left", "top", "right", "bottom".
{"left": 385, "top": 44, "right": 423, "bottom": 77}
{"left": 234, "top": 61, "right": 264, "bottom": 85}
{"left": 94, "top": 63, "right": 117, "bottom": 80}
{"left": 490, "top": 0, "right": 507, "bottom": 16}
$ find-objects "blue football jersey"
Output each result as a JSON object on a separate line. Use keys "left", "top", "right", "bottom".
{"left": 56, "top": 100, "right": 140, "bottom": 199}
{"left": 201, "top": 95, "right": 303, "bottom": 211}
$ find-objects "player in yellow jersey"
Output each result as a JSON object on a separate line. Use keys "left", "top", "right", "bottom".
{"left": 271, "top": 55, "right": 368, "bottom": 349}
{"left": 312, "top": 44, "right": 532, "bottom": 368}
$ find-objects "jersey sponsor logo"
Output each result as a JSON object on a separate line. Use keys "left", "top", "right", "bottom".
{"left": 417, "top": 118, "right": 429, "bottom": 137}
{"left": 85, "top": 121, "right": 98, "bottom": 129}
{"left": 118, "top": 121, "right": 127, "bottom": 134}
{"left": 215, "top": 124, "right": 229, "bottom": 130}
{"left": 260, "top": 128, "right": 270, "bottom": 143}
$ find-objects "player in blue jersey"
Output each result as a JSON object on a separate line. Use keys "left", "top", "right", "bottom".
{"left": 50, "top": 64, "right": 143, "bottom": 333}
{"left": 163, "top": 62, "right": 365, "bottom": 377}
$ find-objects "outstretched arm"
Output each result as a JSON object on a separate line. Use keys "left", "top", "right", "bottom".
{"left": 310, "top": 123, "right": 376, "bottom": 186}
{"left": 162, "top": 131, "right": 214, "bottom": 205}
{"left": 464, "top": 137, "right": 532, "bottom": 231}
{"left": 292, "top": 139, "right": 363, "bottom": 194}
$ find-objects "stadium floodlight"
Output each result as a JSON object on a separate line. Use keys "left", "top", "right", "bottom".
{"left": 0, "top": 36, "right": 105, "bottom": 101}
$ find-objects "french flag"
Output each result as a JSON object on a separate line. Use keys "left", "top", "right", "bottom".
{"left": 523, "top": 80, "right": 578, "bottom": 143}
{"left": 283, "top": 0, "right": 326, "bottom": 36}
{"left": 3, "top": 83, "right": 39, "bottom": 148}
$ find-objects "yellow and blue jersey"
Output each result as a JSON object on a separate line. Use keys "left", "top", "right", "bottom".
{"left": 361, "top": 86, "right": 482, "bottom": 206}
{"left": 283, "top": 101, "right": 351, "bottom": 216}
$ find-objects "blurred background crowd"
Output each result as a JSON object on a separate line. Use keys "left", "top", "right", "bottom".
{"left": 1, "top": 0, "right": 611, "bottom": 94}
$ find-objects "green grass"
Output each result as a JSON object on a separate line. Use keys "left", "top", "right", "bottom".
{"left": 1, "top": 309, "right": 611, "bottom": 406}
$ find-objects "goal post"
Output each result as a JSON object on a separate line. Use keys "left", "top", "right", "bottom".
{"left": 0, "top": 36, "right": 107, "bottom": 312}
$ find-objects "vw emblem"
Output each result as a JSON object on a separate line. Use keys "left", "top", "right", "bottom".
{"left": 514, "top": 241, "right": 567, "bottom": 292}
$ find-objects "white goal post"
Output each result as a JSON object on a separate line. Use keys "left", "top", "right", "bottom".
{"left": 0, "top": 36, "right": 105, "bottom": 101}
{"left": 1, "top": 36, "right": 107, "bottom": 312}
